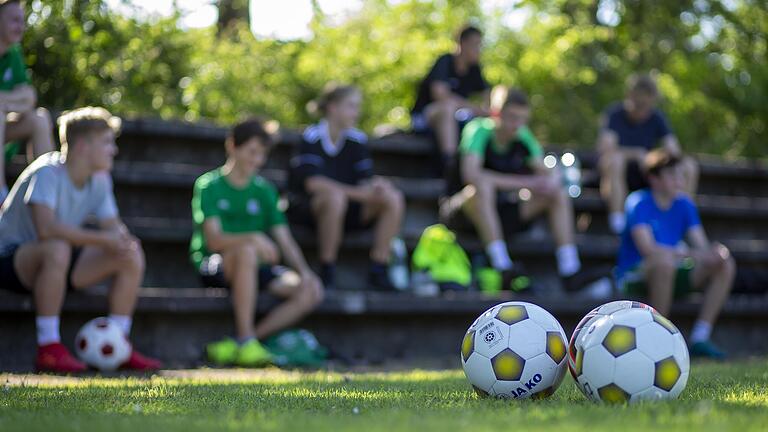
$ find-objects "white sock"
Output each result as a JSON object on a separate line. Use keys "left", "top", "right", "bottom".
{"left": 486, "top": 240, "right": 513, "bottom": 271}
{"left": 556, "top": 244, "right": 581, "bottom": 277}
{"left": 609, "top": 212, "right": 626, "bottom": 234}
{"left": 690, "top": 320, "right": 712, "bottom": 343}
{"left": 109, "top": 314, "right": 133, "bottom": 336}
{"left": 36, "top": 316, "right": 61, "bottom": 346}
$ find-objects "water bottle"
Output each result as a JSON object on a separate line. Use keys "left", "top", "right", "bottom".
{"left": 389, "top": 237, "right": 410, "bottom": 291}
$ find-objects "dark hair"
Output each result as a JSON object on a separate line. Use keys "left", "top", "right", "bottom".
{"left": 502, "top": 88, "right": 529, "bottom": 109}
{"left": 229, "top": 118, "right": 273, "bottom": 148}
{"left": 306, "top": 82, "right": 360, "bottom": 117}
{"left": 643, "top": 148, "right": 681, "bottom": 178}
{"left": 457, "top": 25, "right": 482, "bottom": 43}
{"left": 626, "top": 73, "right": 659, "bottom": 96}
{"left": 58, "top": 106, "right": 121, "bottom": 151}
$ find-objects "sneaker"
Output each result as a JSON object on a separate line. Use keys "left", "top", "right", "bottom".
{"left": 207, "top": 338, "right": 240, "bottom": 366}
{"left": 122, "top": 349, "right": 162, "bottom": 371}
{"left": 501, "top": 263, "right": 532, "bottom": 293}
{"left": 561, "top": 267, "right": 612, "bottom": 293}
{"left": 690, "top": 340, "right": 727, "bottom": 360}
{"left": 35, "top": 342, "right": 87, "bottom": 373}
{"left": 368, "top": 267, "right": 397, "bottom": 291}
{"left": 236, "top": 339, "right": 273, "bottom": 367}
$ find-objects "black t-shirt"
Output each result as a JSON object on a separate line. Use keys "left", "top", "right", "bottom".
{"left": 604, "top": 102, "right": 673, "bottom": 150}
{"left": 288, "top": 121, "right": 374, "bottom": 199}
{"left": 412, "top": 54, "right": 489, "bottom": 114}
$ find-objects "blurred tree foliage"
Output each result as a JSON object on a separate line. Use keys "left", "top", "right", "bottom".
{"left": 22, "top": 0, "right": 766, "bottom": 157}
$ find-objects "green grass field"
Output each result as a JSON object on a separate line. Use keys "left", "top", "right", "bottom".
{"left": 1, "top": 358, "right": 767, "bottom": 432}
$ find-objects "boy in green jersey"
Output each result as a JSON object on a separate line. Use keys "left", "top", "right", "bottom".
{"left": 191, "top": 118, "right": 324, "bottom": 367}
{"left": 440, "top": 87, "right": 609, "bottom": 295}
{"left": 1, "top": 0, "right": 54, "bottom": 204}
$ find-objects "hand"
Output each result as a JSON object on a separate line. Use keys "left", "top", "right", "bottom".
{"left": 527, "top": 175, "right": 559, "bottom": 197}
{"left": 249, "top": 233, "right": 280, "bottom": 264}
{"left": 102, "top": 230, "right": 139, "bottom": 256}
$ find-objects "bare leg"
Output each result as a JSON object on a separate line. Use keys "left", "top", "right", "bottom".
{"left": 425, "top": 100, "right": 459, "bottom": 157}
{"left": 680, "top": 156, "right": 700, "bottom": 198}
{"left": 221, "top": 243, "right": 259, "bottom": 340}
{"left": 254, "top": 271, "right": 324, "bottom": 339}
{"left": 691, "top": 245, "right": 736, "bottom": 326}
{"left": 69, "top": 244, "right": 145, "bottom": 316}
{"left": 362, "top": 184, "right": 405, "bottom": 263}
{"left": 459, "top": 181, "right": 504, "bottom": 246}
{"left": 310, "top": 185, "right": 348, "bottom": 264}
{"left": 599, "top": 149, "right": 627, "bottom": 216}
{"left": 642, "top": 250, "right": 677, "bottom": 316}
{"left": 5, "top": 108, "right": 55, "bottom": 162}
{"left": 520, "top": 183, "right": 575, "bottom": 247}
{"left": 13, "top": 240, "right": 72, "bottom": 316}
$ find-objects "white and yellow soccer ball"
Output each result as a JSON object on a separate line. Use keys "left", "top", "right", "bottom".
{"left": 568, "top": 300, "right": 656, "bottom": 380}
{"left": 461, "top": 301, "right": 568, "bottom": 400}
{"left": 572, "top": 308, "right": 690, "bottom": 403}
{"left": 75, "top": 317, "right": 131, "bottom": 371}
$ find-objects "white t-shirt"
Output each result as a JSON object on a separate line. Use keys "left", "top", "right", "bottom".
{"left": 0, "top": 152, "right": 118, "bottom": 253}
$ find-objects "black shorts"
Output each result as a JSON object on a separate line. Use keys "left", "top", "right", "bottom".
{"left": 0, "top": 244, "right": 82, "bottom": 293}
{"left": 440, "top": 192, "right": 531, "bottom": 238}
{"left": 287, "top": 197, "right": 373, "bottom": 231}
{"left": 626, "top": 159, "right": 649, "bottom": 192}
{"left": 198, "top": 254, "right": 290, "bottom": 289}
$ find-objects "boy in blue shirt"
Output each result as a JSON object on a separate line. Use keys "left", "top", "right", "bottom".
{"left": 617, "top": 148, "right": 735, "bottom": 359}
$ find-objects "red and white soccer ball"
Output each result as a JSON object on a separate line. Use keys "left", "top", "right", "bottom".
{"left": 75, "top": 317, "right": 131, "bottom": 371}
{"left": 568, "top": 300, "right": 656, "bottom": 380}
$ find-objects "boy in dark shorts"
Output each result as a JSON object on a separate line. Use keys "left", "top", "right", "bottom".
{"left": 287, "top": 83, "right": 404, "bottom": 291}
{"left": 191, "top": 118, "right": 324, "bottom": 367}
{"left": 440, "top": 88, "right": 609, "bottom": 295}
{"left": 1, "top": 0, "right": 55, "bottom": 205}
{"left": 0, "top": 107, "right": 161, "bottom": 372}
{"left": 596, "top": 73, "right": 698, "bottom": 234}
{"left": 616, "top": 148, "right": 735, "bottom": 359}
{"left": 411, "top": 25, "right": 490, "bottom": 168}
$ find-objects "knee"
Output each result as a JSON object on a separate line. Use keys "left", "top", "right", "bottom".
{"left": 435, "top": 99, "right": 458, "bottom": 118}
{"left": 298, "top": 281, "right": 324, "bottom": 310}
{"left": 123, "top": 245, "right": 145, "bottom": 275}
{"left": 40, "top": 240, "right": 72, "bottom": 271}
{"left": 315, "top": 187, "right": 348, "bottom": 214}
{"left": 232, "top": 243, "right": 259, "bottom": 268}
{"left": 34, "top": 108, "right": 52, "bottom": 130}
{"left": 384, "top": 187, "right": 405, "bottom": 214}
{"left": 600, "top": 151, "right": 623, "bottom": 175}
{"left": 646, "top": 254, "right": 677, "bottom": 276}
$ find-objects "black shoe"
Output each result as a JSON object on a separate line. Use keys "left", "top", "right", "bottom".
{"left": 368, "top": 268, "right": 397, "bottom": 291}
{"left": 320, "top": 263, "right": 336, "bottom": 291}
{"left": 561, "top": 267, "right": 612, "bottom": 293}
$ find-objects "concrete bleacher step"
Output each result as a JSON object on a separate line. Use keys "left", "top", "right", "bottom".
{"left": 2, "top": 288, "right": 767, "bottom": 370}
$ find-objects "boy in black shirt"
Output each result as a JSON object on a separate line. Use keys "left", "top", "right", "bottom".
{"left": 288, "top": 84, "right": 405, "bottom": 291}
{"left": 411, "top": 25, "right": 490, "bottom": 165}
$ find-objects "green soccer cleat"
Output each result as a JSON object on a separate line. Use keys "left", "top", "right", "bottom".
{"left": 206, "top": 338, "right": 240, "bottom": 366}
{"left": 236, "top": 339, "right": 274, "bottom": 367}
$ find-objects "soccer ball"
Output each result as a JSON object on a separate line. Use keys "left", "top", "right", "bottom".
{"left": 568, "top": 300, "right": 656, "bottom": 380}
{"left": 461, "top": 301, "right": 568, "bottom": 399}
{"left": 74, "top": 317, "right": 131, "bottom": 371}
{"left": 572, "top": 308, "right": 689, "bottom": 403}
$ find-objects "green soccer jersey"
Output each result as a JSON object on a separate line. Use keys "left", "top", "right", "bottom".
{"left": 0, "top": 44, "right": 30, "bottom": 92}
{"left": 190, "top": 168, "right": 286, "bottom": 269}
{"left": 459, "top": 117, "right": 543, "bottom": 166}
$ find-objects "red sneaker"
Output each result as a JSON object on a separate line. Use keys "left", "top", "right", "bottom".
{"left": 35, "top": 342, "right": 88, "bottom": 373}
{"left": 121, "top": 349, "right": 162, "bottom": 371}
